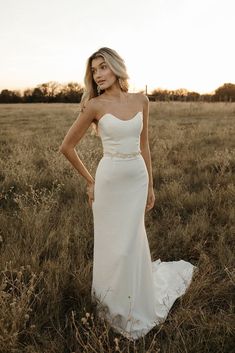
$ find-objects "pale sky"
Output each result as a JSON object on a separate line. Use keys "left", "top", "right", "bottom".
{"left": 0, "top": 0, "right": 234, "bottom": 94}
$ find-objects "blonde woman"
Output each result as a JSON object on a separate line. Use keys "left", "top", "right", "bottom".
{"left": 59, "top": 47, "right": 197, "bottom": 340}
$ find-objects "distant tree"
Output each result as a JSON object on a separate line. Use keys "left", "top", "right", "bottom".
{"left": 201, "top": 93, "right": 213, "bottom": 102}
{"left": 37, "top": 81, "right": 61, "bottom": 102}
{"left": 151, "top": 88, "right": 171, "bottom": 101}
{"left": 214, "top": 83, "right": 235, "bottom": 102}
{"left": 150, "top": 88, "right": 202, "bottom": 102}
{"left": 31, "top": 87, "right": 45, "bottom": 102}
{"left": 23, "top": 88, "right": 33, "bottom": 103}
{"left": 186, "top": 91, "right": 200, "bottom": 101}
{"left": 1, "top": 81, "right": 235, "bottom": 104}
{"left": 174, "top": 88, "right": 188, "bottom": 101}
{"left": 57, "top": 82, "right": 84, "bottom": 103}
{"left": 0, "top": 89, "right": 22, "bottom": 103}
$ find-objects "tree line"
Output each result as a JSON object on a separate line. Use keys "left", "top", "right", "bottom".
{"left": 0, "top": 82, "right": 235, "bottom": 103}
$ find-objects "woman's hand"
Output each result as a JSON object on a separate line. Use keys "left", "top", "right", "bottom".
{"left": 146, "top": 185, "right": 155, "bottom": 212}
{"left": 86, "top": 181, "right": 95, "bottom": 208}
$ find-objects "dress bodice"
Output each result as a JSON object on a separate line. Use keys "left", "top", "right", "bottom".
{"left": 97, "top": 111, "right": 143, "bottom": 156}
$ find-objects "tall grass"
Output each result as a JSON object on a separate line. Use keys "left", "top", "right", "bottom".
{"left": 0, "top": 102, "right": 234, "bottom": 353}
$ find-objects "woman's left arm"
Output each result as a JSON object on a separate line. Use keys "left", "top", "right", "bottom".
{"left": 139, "top": 94, "right": 155, "bottom": 211}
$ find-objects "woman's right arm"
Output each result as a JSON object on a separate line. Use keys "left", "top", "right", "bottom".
{"left": 59, "top": 98, "right": 97, "bottom": 186}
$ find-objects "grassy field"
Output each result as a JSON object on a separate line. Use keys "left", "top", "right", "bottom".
{"left": 0, "top": 102, "right": 234, "bottom": 353}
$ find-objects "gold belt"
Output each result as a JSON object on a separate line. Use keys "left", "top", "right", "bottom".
{"left": 103, "top": 150, "right": 141, "bottom": 159}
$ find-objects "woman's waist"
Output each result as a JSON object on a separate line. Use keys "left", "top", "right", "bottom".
{"left": 102, "top": 149, "right": 142, "bottom": 160}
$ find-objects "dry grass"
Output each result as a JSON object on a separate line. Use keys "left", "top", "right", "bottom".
{"left": 0, "top": 102, "right": 234, "bottom": 353}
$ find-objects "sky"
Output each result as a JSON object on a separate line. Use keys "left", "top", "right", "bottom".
{"left": 0, "top": 0, "right": 234, "bottom": 94}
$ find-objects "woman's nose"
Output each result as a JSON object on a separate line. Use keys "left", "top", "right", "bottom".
{"left": 95, "top": 70, "right": 102, "bottom": 78}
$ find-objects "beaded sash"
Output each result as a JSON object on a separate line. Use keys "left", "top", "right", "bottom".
{"left": 103, "top": 150, "right": 141, "bottom": 159}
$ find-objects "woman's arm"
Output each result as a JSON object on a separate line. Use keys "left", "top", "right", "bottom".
{"left": 59, "top": 98, "right": 97, "bottom": 186}
{"left": 140, "top": 94, "right": 154, "bottom": 188}
{"left": 139, "top": 94, "right": 155, "bottom": 211}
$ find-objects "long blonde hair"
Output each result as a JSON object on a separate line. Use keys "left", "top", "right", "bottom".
{"left": 80, "top": 47, "right": 130, "bottom": 135}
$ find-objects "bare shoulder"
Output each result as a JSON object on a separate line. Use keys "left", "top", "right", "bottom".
{"left": 130, "top": 92, "right": 149, "bottom": 106}
{"left": 80, "top": 97, "right": 96, "bottom": 110}
{"left": 138, "top": 92, "right": 149, "bottom": 104}
{"left": 80, "top": 97, "right": 101, "bottom": 118}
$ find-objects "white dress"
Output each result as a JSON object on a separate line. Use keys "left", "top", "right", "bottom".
{"left": 91, "top": 111, "right": 197, "bottom": 340}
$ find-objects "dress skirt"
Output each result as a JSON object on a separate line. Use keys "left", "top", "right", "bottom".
{"left": 91, "top": 153, "right": 196, "bottom": 340}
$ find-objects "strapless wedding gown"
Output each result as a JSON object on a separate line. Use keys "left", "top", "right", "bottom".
{"left": 91, "top": 111, "right": 197, "bottom": 340}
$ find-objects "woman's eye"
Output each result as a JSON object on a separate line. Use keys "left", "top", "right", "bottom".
{"left": 92, "top": 65, "right": 106, "bottom": 74}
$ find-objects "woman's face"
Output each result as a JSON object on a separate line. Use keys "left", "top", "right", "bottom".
{"left": 91, "top": 56, "right": 117, "bottom": 91}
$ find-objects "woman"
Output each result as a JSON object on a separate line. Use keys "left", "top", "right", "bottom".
{"left": 59, "top": 47, "right": 197, "bottom": 340}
